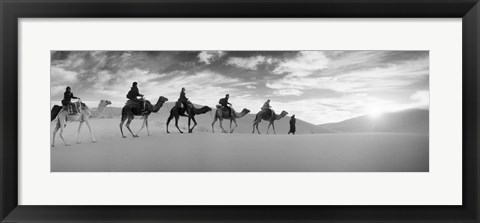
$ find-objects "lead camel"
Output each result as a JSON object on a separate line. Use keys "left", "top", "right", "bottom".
{"left": 252, "top": 110, "right": 288, "bottom": 134}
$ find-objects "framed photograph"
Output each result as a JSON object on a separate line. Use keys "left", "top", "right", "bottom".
{"left": 1, "top": 0, "right": 479, "bottom": 222}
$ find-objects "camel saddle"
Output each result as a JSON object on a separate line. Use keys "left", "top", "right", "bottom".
{"left": 175, "top": 101, "right": 182, "bottom": 108}
{"left": 261, "top": 108, "right": 274, "bottom": 119}
{"left": 125, "top": 99, "right": 145, "bottom": 111}
{"left": 175, "top": 101, "right": 193, "bottom": 116}
{"left": 64, "top": 102, "right": 82, "bottom": 115}
{"left": 216, "top": 105, "right": 234, "bottom": 116}
{"left": 175, "top": 101, "right": 193, "bottom": 109}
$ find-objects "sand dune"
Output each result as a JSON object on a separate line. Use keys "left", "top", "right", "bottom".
{"left": 319, "top": 109, "right": 429, "bottom": 133}
{"left": 95, "top": 105, "right": 428, "bottom": 134}
{"left": 51, "top": 106, "right": 429, "bottom": 172}
{"left": 51, "top": 118, "right": 428, "bottom": 172}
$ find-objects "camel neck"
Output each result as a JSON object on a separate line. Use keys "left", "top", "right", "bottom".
{"left": 91, "top": 103, "right": 106, "bottom": 118}
{"left": 153, "top": 100, "right": 165, "bottom": 112}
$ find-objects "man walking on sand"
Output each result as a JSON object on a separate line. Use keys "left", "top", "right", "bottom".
{"left": 288, "top": 115, "right": 296, "bottom": 135}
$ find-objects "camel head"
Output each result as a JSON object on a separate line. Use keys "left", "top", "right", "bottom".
{"left": 99, "top": 100, "right": 112, "bottom": 107}
{"left": 158, "top": 96, "right": 168, "bottom": 103}
{"left": 276, "top": 110, "right": 288, "bottom": 120}
{"left": 234, "top": 108, "right": 250, "bottom": 118}
{"left": 151, "top": 96, "right": 168, "bottom": 113}
{"left": 89, "top": 100, "right": 112, "bottom": 119}
{"left": 241, "top": 108, "right": 251, "bottom": 114}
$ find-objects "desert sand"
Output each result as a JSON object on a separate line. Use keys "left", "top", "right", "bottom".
{"left": 51, "top": 115, "right": 428, "bottom": 172}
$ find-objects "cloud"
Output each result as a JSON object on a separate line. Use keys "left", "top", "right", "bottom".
{"left": 197, "top": 51, "right": 225, "bottom": 64}
{"left": 50, "top": 50, "right": 429, "bottom": 124}
{"left": 410, "top": 90, "right": 429, "bottom": 108}
{"left": 272, "top": 89, "right": 303, "bottom": 96}
{"left": 152, "top": 70, "right": 255, "bottom": 106}
{"left": 51, "top": 67, "right": 78, "bottom": 83}
{"left": 266, "top": 58, "right": 429, "bottom": 93}
{"left": 273, "top": 51, "right": 330, "bottom": 77}
{"left": 226, "top": 55, "right": 273, "bottom": 70}
{"left": 50, "top": 67, "right": 79, "bottom": 95}
{"left": 79, "top": 68, "right": 166, "bottom": 104}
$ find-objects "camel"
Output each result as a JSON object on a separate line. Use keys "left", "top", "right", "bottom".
{"left": 166, "top": 103, "right": 212, "bottom": 133}
{"left": 252, "top": 110, "right": 288, "bottom": 134}
{"left": 51, "top": 99, "right": 112, "bottom": 147}
{"left": 211, "top": 106, "right": 250, "bottom": 133}
{"left": 119, "top": 96, "right": 168, "bottom": 138}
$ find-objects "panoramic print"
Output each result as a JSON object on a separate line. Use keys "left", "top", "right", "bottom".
{"left": 50, "top": 51, "right": 429, "bottom": 172}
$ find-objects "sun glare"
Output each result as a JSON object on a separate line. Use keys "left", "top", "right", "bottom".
{"left": 367, "top": 108, "right": 384, "bottom": 119}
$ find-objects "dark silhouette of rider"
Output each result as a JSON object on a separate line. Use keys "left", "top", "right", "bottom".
{"left": 62, "top": 86, "right": 79, "bottom": 114}
{"left": 177, "top": 87, "right": 190, "bottom": 111}
{"left": 261, "top": 99, "right": 273, "bottom": 116}
{"left": 219, "top": 94, "right": 232, "bottom": 116}
{"left": 127, "top": 82, "right": 145, "bottom": 110}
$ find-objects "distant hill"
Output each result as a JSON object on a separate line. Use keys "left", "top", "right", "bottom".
{"left": 318, "top": 109, "right": 429, "bottom": 134}
{"left": 92, "top": 106, "right": 428, "bottom": 134}
{"left": 94, "top": 102, "right": 334, "bottom": 134}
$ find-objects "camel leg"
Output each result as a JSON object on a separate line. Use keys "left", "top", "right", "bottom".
{"left": 252, "top": 121, "right": 261, "bottom": 134}
{"left": 272, "top": 122, "right": 276, "bottom": 134}
{"left": 52, "top": 121, "right": 61, "bottom": 147}
{"left": 189, "top": 116, "right": 198, "bottom": 133}
{"left": 166, "top": 114, "right": 173, "bottom": 133}
{"left": 76, "top": 121, "right": 84, "bottom": 144}
{"left": 58, "top": 118, "right": 70, "bottom": 146}
{"left": 230, "top": 119, "right": 238, "bottom": 133}
{"left": 252, "top": 122, "right": 256, "bottom": 134}
{"left": 126, "top": 116, "right": 138, "bottom": 137}
{"left": 211, "top": 116, "right": 218, "bottom": 133}
{"left": 174, "top": 116, "right": 183, "bottom": 133}
{"left": 145, "top": 118, "right": 150, "bottom": 136}
{"left": 84, "top": 118, "right": 96, "bottom": 143}
{"left": 219, "top": 118, "right": 227, "bottom": 133}
{"left": 119, "top": 117, "right": 127, "bottom": 138}
{"left": 136, "top": 116, "right": 147, "bottom": 136}
{"left": 267, "top": 122, "right": 272, "bottom": 134}
{"left": 229, "top": 119, "right": 232, "bottom": 133}
{"left": 188, "top": 116, "right": 191, "bottom": 133}
{"left": 190, "top": 117, "right": 197, "bottom": 132}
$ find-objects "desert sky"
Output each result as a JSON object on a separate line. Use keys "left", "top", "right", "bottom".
{"left": 51, "top": 51, "right": 429, "bottom": 124}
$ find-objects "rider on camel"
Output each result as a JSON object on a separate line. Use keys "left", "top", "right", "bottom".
{"left": 126, "top": 82, "right": 145, "bottom": 111}
{"left": 177, "top": 87, "right": 191, "bottom": 114}
{"left": 261, "top": 99, "right": 274, "bottom": 117}
{"left": 219, "top": 94, "right": 233, "bottom": 116}
{"left": 62, "top": 86, "right": 79, "bottom": 114}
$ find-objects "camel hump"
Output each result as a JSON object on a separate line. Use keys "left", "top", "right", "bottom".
{"left": 216, "top": 105, "right": 229, "bottom": 110}
{"left": 261, "top": 109, "right": 274, "bottom": 119}
{"left": 125, "top": 100, "right": 141, "bottom": 107}
{"left": 217, "top": 105, "right": 232, "bottom": 113}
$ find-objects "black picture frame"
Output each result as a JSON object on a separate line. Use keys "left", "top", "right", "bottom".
{"left": 1, "top": 0, "right": 479, "bottom": 222}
